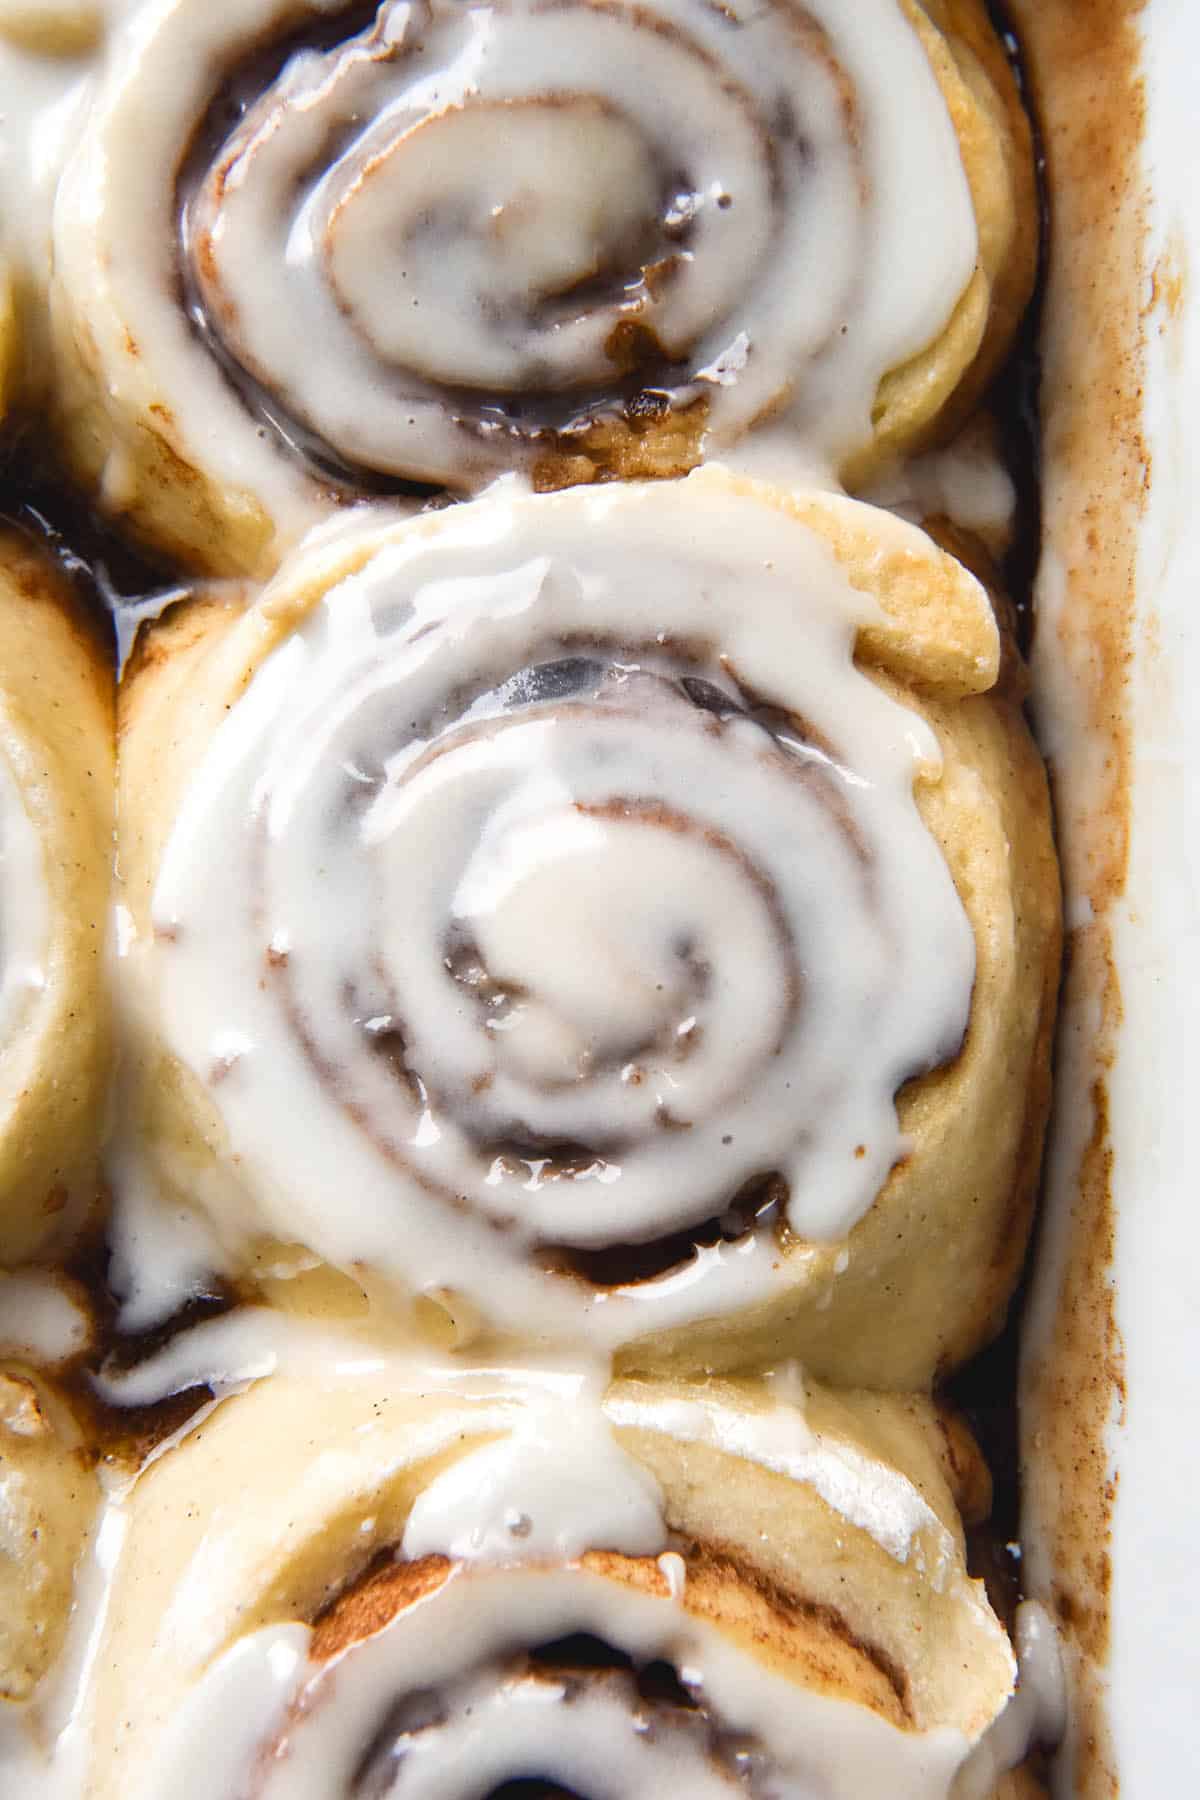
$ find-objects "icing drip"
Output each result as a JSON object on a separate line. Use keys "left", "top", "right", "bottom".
{"left": 137, "top": 478, "right": 976, "bottom": 1345}
{"left": 0, "top": 745, "right": 48, "bottom": 1051}
{"left": 54, "top": 0, "right": 977, "bottom": 506}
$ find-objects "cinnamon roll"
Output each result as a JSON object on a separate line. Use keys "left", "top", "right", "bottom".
{"left": 74, "top": 1364, "right": 1036, "bottom": 1797}
{"left": 0, "top": 531, "right": 113, "bottom": 1265}
{"left": 116, "top": 472, "right": 1060, "bottom": 1382}
{"left": 49, "top": 0, "right": 1034, "bottom": 573}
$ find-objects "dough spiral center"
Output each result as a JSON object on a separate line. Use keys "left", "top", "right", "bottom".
{"left": 149, "top": 483, "right": 976, "bottom": 1337}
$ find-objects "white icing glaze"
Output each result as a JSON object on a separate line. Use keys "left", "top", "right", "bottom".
{"left": 51, "top": 0, "right": 977, "bottom": 516}
{"left": 0, "top": 742, "right": 48, "bottom": 1050}
{"left": 0, "top": 1272, "right": 90, "bottom": 1363}
{"left": 139, "top": 1568, "right": 978, "bottom": 1800}
{"left": 131, "top": 476, "right": 975, "bottom": 1346}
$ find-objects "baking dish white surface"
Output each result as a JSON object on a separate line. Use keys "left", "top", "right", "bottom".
{"left": 1024, "top": 1, "right": 1200, "bottom": 1791}
{"left": 1107, "top": 0, "right": 1200, "bottom": 1782}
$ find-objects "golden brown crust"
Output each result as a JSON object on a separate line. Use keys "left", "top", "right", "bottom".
{"left": 0, "top": 530, "right": 114, "bottom": 1263}
{"left": 310, "top": 1552, "right": 455, "bottom": 1660}
{"left": 0, "top": 1367, "right": 99, "bottom": 1700}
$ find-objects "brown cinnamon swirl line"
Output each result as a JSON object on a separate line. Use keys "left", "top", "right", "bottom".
{"left": 48, "top": 0, "right": 1034, "bottom": 573}
{"left": 114, "top": 474, "right": 1060, "bottom": 1383}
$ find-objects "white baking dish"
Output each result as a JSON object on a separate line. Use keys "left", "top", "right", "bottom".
{"left": 1016, "top": 1, "right": 1200, "bottom": 1792}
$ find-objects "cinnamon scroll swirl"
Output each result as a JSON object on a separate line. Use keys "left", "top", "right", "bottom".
{"left": 49, "top": 0, "right": 1034, "bottom": 573}
{"left": 116, "top": 473, "right": 1060, "bottom": 1383}
{"left": 0, "top": 532, "right": 113, "bottom": 1265}
{"left": 73, "top": 1367, "right": 1037, "bottom": 1798}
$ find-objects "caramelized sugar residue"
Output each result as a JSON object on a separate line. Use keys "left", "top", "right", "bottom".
{"left": 1007, "top": 1, "right": 1147, "bottom": 1793}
